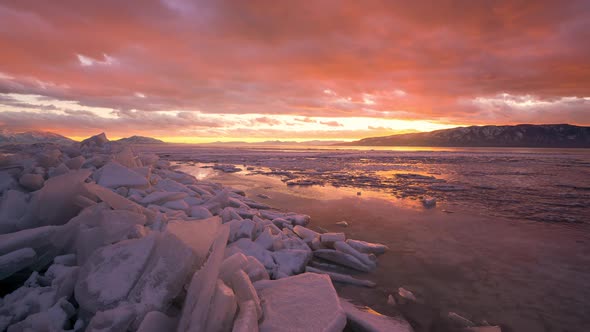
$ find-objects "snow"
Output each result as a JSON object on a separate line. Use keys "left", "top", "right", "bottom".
{"left": 0, "top": 190, "right": 28, "bottom": 234}
{"left": 320, "top": 233, "right": 346, "bottom": 246}
{"left": 254, "top": 273, "right": 347, "bottom": 332}
{"left": 225, "top": 238, "right": 276, "bottom": 276}
{"left": 272, "top": 249, "right": 312, "bottom": 278}
{"left": 137, "top": 311, "right": 178, "bottom": 332}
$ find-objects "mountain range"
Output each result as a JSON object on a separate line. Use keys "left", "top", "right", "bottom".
{"left": 339, "top": 124, "right": 590, "bottom": 148}
{"left": 0, "top": 129, "right": 75, "bottom": 145}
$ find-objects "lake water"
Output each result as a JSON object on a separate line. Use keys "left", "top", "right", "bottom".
{"left": 137, "top": 144, "right": 590, "bottom": 332}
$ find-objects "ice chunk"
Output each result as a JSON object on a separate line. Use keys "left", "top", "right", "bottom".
{"left": 0, "top": 190, "right": 28, "bottom": 234}
{"left": 339, "top": 298, "right": 413, "bottom": 332}
{"left": 86, "top": 303, "right": 137, "bottom": 332}
{"left": 346, "top": 239, "right": 389, "bottom": 256}
{"left": 54, "top": 253, "right": 76, "bottom": 266}
{"left": 221, "top": 207, "right": 243, "bottom": 223}
{"left": 293, "top": 225, "right": 320, "bottom": 243}
{"left": 272, "top": 249, "right": 312, "bottom": 278}
{"left": 447, "top": 312, "right": 475, "bottom": 328}
{"left": 84, "top": 183, "right": 150, "bottom": 217}
{"left": 201, "top": 189, "right": 230, "bottom": 214}
{"left": 35, "top": 169, "right": 92, "bottom": 227}
{"left": 231, "top": 269, "right": 262, "bottom": 319}
{"left": 46, "top": 263, "right": 80, "bottom": 300}
{"left": 114, "top": 146, "right": 140, "bottom": 168}
{"left": 219, "top": 253, "right": 249, "bottom": 285}
{"left": 0, "top": 171, "right": 17, "bottom": 193}
{"left": 320, "top": 233, "right": 345, "bottom": 246}
{"left": 313, "top": 249, "right": 371, "bottom": 272}
{"left": 231, "top": 300, "right": 259, "bottom": 332}
{"left": 190, "top": 206, "right": 213, "bottom": 219}
{"left": 65, "top": 155, "right": 85, "bottom": 170}
{"left": 154, "top": 178, "right": 196, "bottom": 195}
{"left": 137, "top": 311, "right": 178, "bottom": 332}
{"left": 333, "top": 241, "right": 376, "bottom": 271}
{"left": 254, "top": 273, "right": 346, "bottom": 332}
{"left": 254, "top": 228, "right": 275, "bottom": 251}
{"left": 228, "top": 219, "right": 256, "bottom": 242}
{"left": 162, "top": 199, "right": 189, "bottom": 211}
{"left": 244, "top": 256, "right": 270, "bottom": 282}
{"left": 398, "top": 287, "right": 416, "bottom": 302}
{"left": 98, "top": 161, "right": 149, "bottom": 188}
{"left": 48, "top": 163, "right": 70, "bottom": 178}
{"left": 225, "top": 239, "right": 276, "bottom": 275}
{"left": 204, "top": 279, "right": 238, "bottom": 332}
{"left": 19, "top": 173, "right": 44, "bottom": 191}
{"left": 284, "top": 214, "right": 310, "bottom": 226}
{"left": 141, "top": 191, "right": 187, "bottom": 205}
{"left": 0, "top": 248, "right": 37, "bottom": 280}
{"left": 75, "top": 234, "right": 157, "bottom": 313}
{"left": 305, "top": 267, "right": 376, "bottom": 288}
{"left": 177, "top": 225, "right": 230, "bottom": 332}
{"left": 139, "top": 153, "right": 160, "bottom": 167}
{"left": 6, "top": 298, "right": 76, "bottom": 332}
{"left": 422, "top": 197, "right": 437, "bottom": 208}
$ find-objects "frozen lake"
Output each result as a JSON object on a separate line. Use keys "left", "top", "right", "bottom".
{"left": 138, "top": 144, "right": 590, "bottom": 332}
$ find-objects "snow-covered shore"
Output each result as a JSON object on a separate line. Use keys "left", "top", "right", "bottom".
{"left": 0, "top": 133, "right": 421, "bottom": 331}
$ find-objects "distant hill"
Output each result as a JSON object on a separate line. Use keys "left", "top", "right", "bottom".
{"left": 339, "top": 124, "right": 590, "bottom": 148}
{"left": 0, "top": 129, "right": 75, "bottom": 145}
{"left": 204, "top": 140, "right": 345, "bottom": 146}
{"left": 115, "top": 136, "right": 165, "bottom": 144}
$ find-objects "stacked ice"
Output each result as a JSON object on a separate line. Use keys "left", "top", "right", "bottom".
{"left": 0, "top": 133, "right": 411, "bottom": 331}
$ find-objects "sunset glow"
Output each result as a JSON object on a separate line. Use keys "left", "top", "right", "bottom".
{"left": 0, "top": 1, "right": 588, "bottom": 141}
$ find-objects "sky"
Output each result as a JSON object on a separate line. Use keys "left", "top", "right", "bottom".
{"left": 0, "top": 0, "right": 589, "bottom": 142}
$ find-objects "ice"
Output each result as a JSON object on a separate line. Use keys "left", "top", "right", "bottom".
{"left": 204, "top": 279, "right": 238, "bottom": 332}
{"left": 320, "top": 233, "right": 346, "bottom": 247}
{"left": 221, "top": 206, "right": 244, "bottom": 223}
{"left": 34, "top": 169, "right": 92, "bottom": 227}
{"left": 228, "top": 219, "right": 256, "bottom": 242}
{"left": 345, "top": 239, "right": 389, "bottom": 256}
{"left": 313, "top": 249, "right": 372, "bottom": 272}
{"left": 113, "top": 146, "right": 141, "bottom": 168}
{"left": 97, "top": 161, "right": 149, "bottom": 188}
{"left": 272, "top": 249, "right": 312, "bottom": 278}
{"left": 339, "top": 298, "right": 413, "bottom": 332}
{"left": 333, "top": 241, "right": 376, "bottom": 271}
{"left": 293, "top": 225, "right": 320, "bottom": 243}
{"left": 177, "top": 225, "right": 230, "bottom": 332}
{"left": 154, "top": 178, "right": 196, "bottom": 195}
{"left": 254, "top": 273, "right": 347, "bottom": 332}
{"left": 244, "top": 256, "right": 270, "bottom": 282}
{"left": 48, "top": 163, "right": 70, "bottom": 178}
{"left": 75, "top": 234, "right": 157, "bottom": 313}
{"left": 65, "top": 155, "right": 85, "bottom": 170}
{"left": 0, "top": 171, "right": 17, "bottom": 193}
{"left": 139, "top": 153, "right": 160, "bottom": 167}
{"left": 165, "top": 216, "right": 221, "bottom": 266}
{"left": 422, "top": 197, "right": 437, "bottom": 208}
{"left": 284, "top": 214, "right": 311, "bottom": 226}
{"left": 219, "top": 253, "right": 249, "bottom": 285}
{"left": 225, "top": 238, "right": 276, "bottom": 275}
{"left": 0, "top": 190, "right": 28, "bottom": 234}
{"left": 201, "top": 189, "right": 230, "bottom": 214}
{"left": 141, "top": 191, "right": 188, "bottom": 205}
{"left": 84, "top": 183, "right": 149, "bottom": 217}
{"left": 86, "top": 303, "right": 137, "bottom": 332}
{"left": 463, "top": 327, "right": 502, "bottom": 332}
{"left": 190, "top": 206, "right": 214, "bottom": 219}
{"left": 19, "top": 173, "right": 44, "bottom": 191}
{"left": 6, "top": 297, "right": 76, "bottom": 332}
{"left": 447, "top": 312, "right": 475, "bottom": 328}
{"left": 45, "top": 263, "right": 79, "bottom": 300}
{"left": 53, "top": 253, "right": 76, "bottom": 266}
{"left": 231, "top": 300, "right": 259, "bottom": 332}
{"left": 162, "top": 199, "right": 190, "bottom": 211}
{"left": 254, "top": 228, "right": 275, "bottom": 251}
{"left": 397, "top": 287, "right": 417, "bottom": 302}
{"left": 81, "top": 132, "right": 109, "bottom": 148}
{"left": 305, "top": 267, "right": 376, "bottom": 288}
{"left": 0, "top": 247, "right": 37, "bottom": 280}
{"left": 230, "top": 269, "right": 262, "bottom": 319}
{"left": 137, "top": 311, "right": 178, "bottom": 332}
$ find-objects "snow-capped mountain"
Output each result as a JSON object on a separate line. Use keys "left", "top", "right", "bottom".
{"left": 0, "top": 129, "right": 75, "bottom": 145}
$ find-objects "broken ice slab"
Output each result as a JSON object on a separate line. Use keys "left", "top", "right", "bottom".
{"left": 339, "top": 298, "right": 413, "bottom": 332}
{"left": 0, "top": 247, "right": 37, "bottom": 280}
{"left": 231, "top": 269, "right": 262, "bottom": 319}
{"left": 293, "top": 225, "right": 320, "bottom": 243}
{"left": 0, "top": 190, "right": 28, "bottom": 234}
{"left": 345, "top": 239, "right": 389, "bottom": 256}
{"left": 272, "top": 249, "right": 312, "bottom": 279}
{"left": 333, "top": 241, "right": 377, "bottom": 271}
{"left": 189, "top": 206, "right": 214, "bottom": 219}
{"left": 305, "top": 266, "right": 376, "bottom": 288}
{"left": 6, "top": 297, "right": 76, "bottom": 332}
{"left": 244, "top": 255, "right": 270, "bottom": 282}
{"left": 232, "top": 300, "right": 259, "bottom": 332}
{"left": 313, "top": 249, "right": 372, "bottom": 272}
{"left": 219, "top": 253, "right": 249, "bottom": 285}
{"left": 227, "top": 219, "right": 256, "bottom": 242}
{"left": 97, "top": 161, "right": 149, "bottom": 188}
{"left": 254, "top": 272, "right": 347, "bottom": 332}
{"left": 86, "top": 303, "right": 137, "bottom": 332}
{"left": 177, "top": 225, "right": 230, "bottom": 332}
{"left": 140, "top": 191, "right": 188, "bottom": 205}
{"left": 75, "top": 234, "right": 157, "bottom": 313}
{"left": 19, "top": 173, "right": 44, "bottom": 191}
{"left": 225, "top": 238, "right": 276, "bottom": 275}
{"left": 320, "top": 233, "right": 346, "bottom": 247}
{"left": 137, "top": 311, "right": 179, "bottom": 332}
{"left": 204, "top": 279, "right": 237, "bottom": 332}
